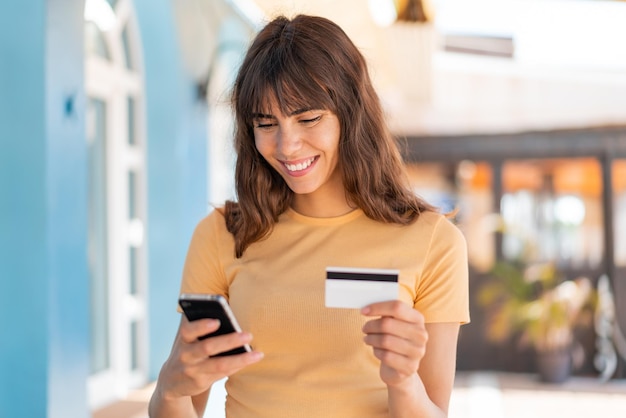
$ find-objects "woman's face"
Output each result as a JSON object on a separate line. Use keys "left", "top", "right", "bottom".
{"left": 253, "top": 99, "right": 344, "bottom": 205}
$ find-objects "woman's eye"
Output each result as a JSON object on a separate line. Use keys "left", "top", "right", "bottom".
{"left": 301, "top": 115, "right": 322, "bottom": 124}
{"left": 255, "top": 122, "right": 275, "bottom": 129}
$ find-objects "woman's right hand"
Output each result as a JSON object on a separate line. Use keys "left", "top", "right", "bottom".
{"left": 156, "top": 316, "right": 264, "bottom": 401}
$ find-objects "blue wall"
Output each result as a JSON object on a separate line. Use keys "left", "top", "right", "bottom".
{"left": 0, "top": 2, "right": 49, "bottom": 417}
{"left": 0, "top": 0, "right": 219, "bottom": 414}
{"left": 46, "top": 1, "right": 90, "bottom": 416}
{"left": 0, "top": 1, "right": 89, "bottom": 417}
{"left": 134, "top": 0, "right": 209, "bottom": 380}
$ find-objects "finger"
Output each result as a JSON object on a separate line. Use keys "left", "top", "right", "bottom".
{"left": 363, "top": 313, "right": 427, "bottom": 343}
{"left": 372, "top": 347, "right": 411, "bottom": 368}
{"left": 179, "top": 350, "right": 265, "bottom": 393}
{"left": 188, "top": 331, "right": 254, "bottom": 360}
{"left": 372, "top": 348, "right": 419, "bottom": 378}
{"left": 364, "top": 332, "right": 426, "bottom": 359}
{"left": 362, "top": 316, "right": 426, "bottom": 338}
{"left": 364, "top": 332, "right": 415, "bottom": 354}
{"left": 196, "top": 350, "right": 265, "bottom": 377}
{"left": 361, "top": 300, "right": 423, "bottom": 323}
{"left": 179, "top": 317, "right": 222, "bottom": 344}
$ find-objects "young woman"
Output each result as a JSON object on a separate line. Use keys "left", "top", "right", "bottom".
{"left": 149, "top": 14, "right": 469, "bottom": 418}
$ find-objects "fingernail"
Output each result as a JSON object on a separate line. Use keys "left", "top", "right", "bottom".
{"left": 361, "top": 306, "right": 371, "bottom": 314}
{"left": 251, "top": 351, "right": 264, "bottom": 361}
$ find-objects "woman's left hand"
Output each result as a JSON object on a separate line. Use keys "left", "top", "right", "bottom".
{"left": 361, "top": 300, "right": 428, "bottom": 388}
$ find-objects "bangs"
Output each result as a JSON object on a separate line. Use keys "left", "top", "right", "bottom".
{"left": 238, "top": 48, "right": 337, "bottom": 122}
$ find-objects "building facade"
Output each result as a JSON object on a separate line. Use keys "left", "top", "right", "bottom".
{"left": 0, "top": 1, "right": 255, "bottom": 416}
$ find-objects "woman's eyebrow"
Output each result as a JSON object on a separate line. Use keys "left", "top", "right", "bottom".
{"left": 290, "top": 108, "right": 312, "bottom": 116}
{"left": 252, "top": 113, "right": 275, "bottom": 119}
{"left": 252, "top": 108, "right": 313, "bottom": 119}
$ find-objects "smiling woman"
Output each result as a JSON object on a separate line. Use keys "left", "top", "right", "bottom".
{"left": 149, "top": 14, "right": 469, "bottom": 418}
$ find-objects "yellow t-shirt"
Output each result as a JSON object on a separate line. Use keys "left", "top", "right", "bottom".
{"left": 180, "top": 207, "right": 469, "bottom": 417}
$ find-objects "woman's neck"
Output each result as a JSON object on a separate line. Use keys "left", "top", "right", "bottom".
{"left": 291, "top": 190, "right": 355, "bottom": 218}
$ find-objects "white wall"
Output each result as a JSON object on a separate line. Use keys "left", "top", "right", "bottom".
{"left": 385, "top": 0, "right": 626, "bottom": 135}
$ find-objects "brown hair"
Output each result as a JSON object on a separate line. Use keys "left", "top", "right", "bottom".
{"left": 225, "top": 14, "right": 434, "bottom": 257}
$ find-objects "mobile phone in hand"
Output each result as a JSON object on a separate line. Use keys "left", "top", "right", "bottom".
{"left": 178, "top": 293, "right": 252, "bottom": 357}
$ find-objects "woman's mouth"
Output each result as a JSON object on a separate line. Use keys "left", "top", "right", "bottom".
{"left": 283, "top": 157, "right": 317, "bottom": 173}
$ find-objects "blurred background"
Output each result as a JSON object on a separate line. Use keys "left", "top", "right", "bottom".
{"left": 1, "top": 0, "right": 626, "bottom": 417}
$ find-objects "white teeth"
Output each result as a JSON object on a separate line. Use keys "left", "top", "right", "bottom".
{"left": 285, "top": 157, "right": 315, "bottom": 172}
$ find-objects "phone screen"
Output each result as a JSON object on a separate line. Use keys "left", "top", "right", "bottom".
{"left": 178, "top": 294, "right": 251, "bottom": 357}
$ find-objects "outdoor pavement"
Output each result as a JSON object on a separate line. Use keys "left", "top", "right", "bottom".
{"left": 94, "top": 371, "right": 626, "bottom": 418}
{"left": 450, "top": 372, "right": 626, "bottom": 418}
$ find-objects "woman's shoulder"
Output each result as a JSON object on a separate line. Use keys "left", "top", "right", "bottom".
{"left": 197, "top": 205, "right": 224, "bottom": 221}
{"left": 189, "top": 206, "right": 237, "bottom": 258}
{"left": 413, "top": 209, "right": 466, "bottom": 245}
{"left": 412, "top": 209, "right": 450, "bottom": 228}
{"left": 193, "top": 206, "right": 229, "bottom": 236}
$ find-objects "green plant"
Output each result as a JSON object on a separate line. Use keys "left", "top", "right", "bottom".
{"left": 478, "top": 259, "right": 595, "bottom": 353}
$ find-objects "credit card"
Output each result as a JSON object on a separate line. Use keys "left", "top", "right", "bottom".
{"left": 325, "top": 267, "right": 399, "bottom": 309}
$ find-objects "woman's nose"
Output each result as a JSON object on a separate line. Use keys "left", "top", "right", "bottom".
{"left": 277, "top": 125, "right": 302, "bottom": 156}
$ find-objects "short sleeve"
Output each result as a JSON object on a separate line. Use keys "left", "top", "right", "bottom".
{"left": 414, "top": 215, "right": 470, "bottom": 324}
{"left": 179, "top": 209, "right": 232, "bottom": 300}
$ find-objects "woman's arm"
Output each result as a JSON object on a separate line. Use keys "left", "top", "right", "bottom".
{"left": 148, "top": 316, "right": 263, "bottom": 418}
{"left": 388, "top": 322, "right": 460, "bottom": 418}
{"left": 362, "top": 301, "right": 460, "bottom": 418}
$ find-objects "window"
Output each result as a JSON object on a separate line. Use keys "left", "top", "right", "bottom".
{"left": 407, "top": 157, "right": 606, "bottom": 271}
{"left": 453, "top": 160, "right": 495, "bottom": 272}
{"left": 501, "top": 158, "right": 603, "bottom": 268}
{"left": 614, "top": 160, "right": 626, "bottom": 266}
{"left": 87, "top": 98, "right": 110, "bottom": 375}
{"left": 206, "top": 40, "right": 248, "bottom": 205}
{"left": 85, "top": 0, "right": 148, "bottom": 409}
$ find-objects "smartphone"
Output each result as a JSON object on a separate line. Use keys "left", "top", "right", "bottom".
{"left": 178, "top": 293, "right": 252, "bottom": 357}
